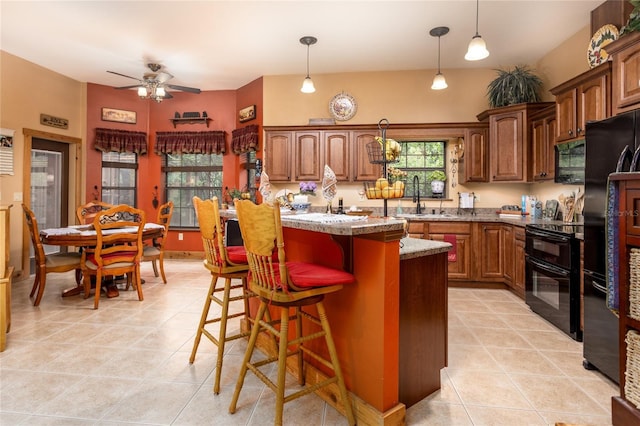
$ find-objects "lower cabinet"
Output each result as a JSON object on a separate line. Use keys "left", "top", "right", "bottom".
{"left": 513, "top": 227, "right": 526, "bottom": 298}
{"left": 477, "top": 223, "right": 504, "bottom": 280}
{"left": 503, "top": 225, "right": 514, "bottom": 285}
{"left": 425, "top": 222, "right": 472, "bottom": 281}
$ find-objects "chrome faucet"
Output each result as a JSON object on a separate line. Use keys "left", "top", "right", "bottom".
{"left": 412, "top": 175, "right": 422, "bottom": 214}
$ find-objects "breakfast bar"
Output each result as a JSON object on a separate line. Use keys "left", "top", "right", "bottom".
{"left": 224, "top": 211, "right": 450, "bottom": 425}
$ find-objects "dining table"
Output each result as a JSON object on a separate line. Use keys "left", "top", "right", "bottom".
{"left": 39, "top": 222, "right": 165, "bottom": 297}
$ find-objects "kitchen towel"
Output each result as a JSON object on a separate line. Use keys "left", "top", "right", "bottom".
{"left": 444, "top": 234, "right": 457, "bottom": 262}
{"left": 606, "top": 175, "right": 619, "bottom": 313}
{"left": 460, "top": 193, "right": 474, "bottom": 209}
{"left": 259, "top": 170, "right": 271, "bottom": 202}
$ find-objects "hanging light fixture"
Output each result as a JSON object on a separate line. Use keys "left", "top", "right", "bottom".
{"left": 300, "top": 36, "right": 317, "bottom": 93}
{"left": 465, "top": 0, "right": 489, "bottom": 61}
{"left": 430, "top": 26, "right": 449, "bottom": 90}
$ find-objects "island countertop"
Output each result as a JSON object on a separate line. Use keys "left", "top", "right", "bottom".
{"left": 400, "top": 237, "right": 451, "bottom": 260}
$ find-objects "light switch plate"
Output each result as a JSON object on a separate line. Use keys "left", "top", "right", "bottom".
{"left": 13, "top": 192, "right": 23, "bottom": 202}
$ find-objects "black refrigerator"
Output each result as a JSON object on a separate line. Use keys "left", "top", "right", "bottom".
{"left": 583, "top": 110, "right": 640, "bottom": 384}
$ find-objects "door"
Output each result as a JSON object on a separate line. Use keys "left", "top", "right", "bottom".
{"left": 30, "top": 139, "right": 70, "bottom": 266}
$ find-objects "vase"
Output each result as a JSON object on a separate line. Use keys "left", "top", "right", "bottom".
{"left": 431, "top": 180, "right": 445, "bottom": 196}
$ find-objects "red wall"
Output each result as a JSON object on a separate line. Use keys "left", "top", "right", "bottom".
{"left": 85, "top": 79, "right": 263, "bottom": 252}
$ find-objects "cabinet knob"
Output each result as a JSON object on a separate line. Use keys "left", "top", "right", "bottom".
{"left": 577, "top": 127, "right": 582, "bottom": 134}
{"left": 568, "top": 129, "right": 573, "bottom": 136}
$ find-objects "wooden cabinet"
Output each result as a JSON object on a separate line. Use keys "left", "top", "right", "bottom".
{"left": 295, "top": 131, "right": 322, "bottom": 181}
{"left": 502, "top": 225, "right": 514, "bottom": 285}
{"left": 407, "top": 221, "right": 425, "bottom": 239}
{"left": 425, "top": 222, "right": 472, "bottom": 281}
{"left": 530, "top": 105, "right": 556, "bottom": 181}
{"left": 352, "top": 130, "right": 382, "bottom": 181}
{"left": 0, "top": 205, "right": 12, "bottom": 352}
{"left": 610, "top": 173, "right": 640, "bottom": 425}
{"left": 551, "top": 62, "right": 611, "bottom": 143}
{"left": 264, "top": 130, "right": 293, "bottom": 181}
{"left": 477, "top": 223, "right": 504, "bottom": 280}
{"left": 459, "top": 126, "right": 489, "bottom": 183}
{"left": 325, "top": 131, "right": 350, "bottom": 181}
{"left": 608, "top": 31, "right": 640, "bottom": 115}
{"left": 478, "top": 103, "right": 554, "bottom": 183}
{"left": 513, "top": 226, "right": 526, "bottom": 299}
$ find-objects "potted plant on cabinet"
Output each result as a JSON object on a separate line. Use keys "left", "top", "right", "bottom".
{"left": 486, "top": 65, "right": 543, "bottom": 108}
{"left": 426, "top": 170, "right": 447, "bottom": 197}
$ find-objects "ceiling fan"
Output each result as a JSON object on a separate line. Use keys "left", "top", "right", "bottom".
{"left": 107, "top": 63, "right": 201, "bottom": 102}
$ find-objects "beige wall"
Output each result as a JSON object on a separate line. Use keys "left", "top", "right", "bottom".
{"left": 0, "top": 50, "right": 86, "bottom": 269}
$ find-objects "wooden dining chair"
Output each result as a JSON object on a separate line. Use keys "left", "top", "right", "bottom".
{"left": 142, "top": 201, "right": 173, "bottom": 283}
{"left": 76, "top": 200, "right": 114, "bottom": 225}
{"left": 80, "top": 205, "right": 146, "bottom": 309}
{"left": 229, "top": 200, "right": 356, "bottom": 426}
{"left": 22, "top": 204, "right": 82, "bottom": 306}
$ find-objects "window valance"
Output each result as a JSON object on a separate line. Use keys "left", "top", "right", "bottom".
{"left": 95, "top": 128, "right": 148, "bottom": 155}
{"left": 154, "top": 131, "right": 226, "bottom": 155}
{"left": 231, "top": 124, "right": 259, "bottom": 154}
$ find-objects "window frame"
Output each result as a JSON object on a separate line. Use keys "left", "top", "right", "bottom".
{"left": 101, "top": 151, "right": 138, "bottom": 207}
{"left": 394, "top": 140, "right": 448, "bottom": 199}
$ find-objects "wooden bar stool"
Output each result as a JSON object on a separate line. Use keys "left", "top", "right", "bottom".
{"left": 230, "top": 200, "right": 356, "bottom": 426}
{"left": 189, "top": 196, "right": 254, "bottom": 395}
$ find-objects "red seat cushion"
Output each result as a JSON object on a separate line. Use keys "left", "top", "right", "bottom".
{"left": 286, "top": 261, "right": 355, "bottom": 288}
{"left": 226, "top": 246, "right": 248, "bottom": 264}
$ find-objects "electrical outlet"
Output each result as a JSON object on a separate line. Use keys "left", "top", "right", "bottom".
{"left": 13, "top": 192, "right": 23, "bottom": 202}
{"left": 178, "top": 233, "right": 184, "bottom": 241}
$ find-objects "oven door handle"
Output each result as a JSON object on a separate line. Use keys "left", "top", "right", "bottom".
{"left": 526, "top": 228, "right": 571, "bottom": 243}
{"left": 526, "top": 255, "right": 571, "bottom": 277}
{"left": 584, "top": 270, "right": 608, "bottom": 293}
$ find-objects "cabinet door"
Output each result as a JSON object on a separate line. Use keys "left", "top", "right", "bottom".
{"left": 556, "top": 89, "right": 577, "bottom": 143}
{"left": 578, "top": 75, "right": 609, "bottom": 136}
{"left": 352, "top": 131, "right": 382, "bottom": 181}
{"left": 514, "top": 237, "right": 526, "bottom": 299}
{"left": 429, "top": 233, "right": 472, "bottom": 280}
{"left": 477, "top": 223, "right": 504, "bottom": 280}
{"left": 532, "top": 115, "right": 556, "bottom": 181}
{"left": 613, "top": 41, "right": 640, "bottom": 113}
{"left": 502, "top": 225, "right": 514, "bottom": 284}
{"left": 460, "top": 127, "right": 488, "bottom": 183}
{"left": 490, "top": 111, "right": 526, "bottom": 182}
{"left": 264, "top": 131, "right": 293, "bottom": 181}
{"left": 295, "top": 131, "right": 322, "bottom": 181}
{"left": 325, "top": 131, "right": 350, "bottom": 181}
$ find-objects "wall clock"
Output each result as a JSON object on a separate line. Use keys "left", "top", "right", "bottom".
{"left": 329, "top": 92, "right": 357, "bottom": 121}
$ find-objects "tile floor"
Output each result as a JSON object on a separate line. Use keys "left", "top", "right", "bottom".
{"left": 0, "top": 259, "right": 618, "bottom": 425}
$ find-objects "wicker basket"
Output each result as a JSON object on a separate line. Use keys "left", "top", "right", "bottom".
{"left": 366, "top": 141, "right": 399, "bottom": 164}
{"left": 626, "top": 329, "right": 640, "bottom": 409}
{"left": 363, "top": 179, "right": 405, "bottom": 199}
{"left": 630, "top": 248, "right": 640, "bottom": 321}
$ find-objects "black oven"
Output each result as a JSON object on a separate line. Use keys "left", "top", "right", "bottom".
{"left": 525, "top": 224, "right": 582, "bottom": 341}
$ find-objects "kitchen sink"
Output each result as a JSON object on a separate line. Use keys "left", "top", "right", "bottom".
{"left": 396, "top": 213, "right": 456, "bottom": 219}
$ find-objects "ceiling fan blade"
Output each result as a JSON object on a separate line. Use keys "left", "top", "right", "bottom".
{"left": 162, "top": 91, "right": 174, "bottom": 99}
{"left": 115, "top": 85, "right": 142, "bottom": 90}
{"left": 157, "top": 72, "right": 173, "bottom": 84}
{"left": 107, "top": 70, "right": 143, "bottom": 82}
{"left": 167, "top": 84, "right": 201, "bottom": 94}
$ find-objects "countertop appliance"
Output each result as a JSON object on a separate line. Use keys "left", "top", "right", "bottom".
{"left": 582, "top": 111, "right": 640, "bottom": 383}
{"left": 525, "top": 223, "right": 582, "bottom": 341}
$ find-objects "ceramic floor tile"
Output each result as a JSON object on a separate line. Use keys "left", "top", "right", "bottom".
{"left": 468, "top": 327, "right": 533, "bottom": 349}
{"left": 405, "top": 401, "right": 473, "bottom": 425}
{"left": 484, "top": 347, "right": 563, "bottom": 376}
{"left": 464, "top": 405, "right": 547, "bottom": 426}
{"left": 447, "top": 369, "right": 533, "bottom": 409}
{"left": 447, "top": 344, "right": 502, "bottom": 372}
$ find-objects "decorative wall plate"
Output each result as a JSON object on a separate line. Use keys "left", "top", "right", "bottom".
{"left": 588, "top": 24, "right": 619, "bottom": 68}
{"left": 329, "top": 92, "right": 357, "bottom": 121}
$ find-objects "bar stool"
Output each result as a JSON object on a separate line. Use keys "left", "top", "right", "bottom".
{"left": 230, "top": 200, "right": 356, "bottom": 426}
{"left": 189, "top": 196, "right": 253, "bottom": 395}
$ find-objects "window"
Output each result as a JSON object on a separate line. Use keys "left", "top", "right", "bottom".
{"left": 102, "top": 152, "right": 137, "bottom": 206}
{"left": 395, "top": 140, "right": 446, "bottom": 198}
{"left": 163, "top": 153, "right": 223, "bottom": 228}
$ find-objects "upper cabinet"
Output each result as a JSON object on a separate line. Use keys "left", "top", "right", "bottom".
{"left": 459, "top": 125, "right": 489, "bottom": 183}
{"left": 478, "top": 103, "right": 554, "bottom": 183}
{"left": 530, "top": 105, "right": 557, "bottom": 181}
{"left": 264, "top": 130, "right": 293, "bottom": 181}
{"left": 550, "top": 62, "right": 611, "bottom": 143}
{"left": 607, "top": 32, "right": 640, "bottom": 115}
{"left": 351, "top": 130, "right": 382, "bottom": 181}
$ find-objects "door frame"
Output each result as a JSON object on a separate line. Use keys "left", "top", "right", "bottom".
{"left": 21, "top": 128, "right": 82, "bottom": 279}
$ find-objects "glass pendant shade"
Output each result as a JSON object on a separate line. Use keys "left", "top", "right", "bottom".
{"left": 431, "top": 73, "right": 447, "bottom": 90}
{"left": 465, "top": 35, "right": 490, "bottom": 61}
{"left": 138, "top": 87, "right": 148, "bottom": 97}
{"left": 156, "top": 86, "right": 166, "bottom": 97}
{"left": 300, "top": 76, "right": 316, "bottom": 93}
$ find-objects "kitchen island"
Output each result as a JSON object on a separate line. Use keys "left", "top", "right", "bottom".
{"left": 222, "top": 210, "right": 450, "bottom": 425}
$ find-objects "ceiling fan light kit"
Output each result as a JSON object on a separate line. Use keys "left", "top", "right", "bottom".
{"left": 300, "top": 36, "right": 317, "bottom": 94}
{"left": 108, "top": 63, "right": 201, "bottom": 102}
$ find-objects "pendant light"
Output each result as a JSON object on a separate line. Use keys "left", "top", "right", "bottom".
{"left": 465, "top": 0, "right": 489, "bottom": 61}
{"left": 430, "top": 26, "right": 449, "bottom": 90}
{"left": 300, "top": 36, "right": 317, "bottom": 93}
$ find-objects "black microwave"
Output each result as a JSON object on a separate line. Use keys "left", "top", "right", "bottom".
{"left": 555, "top": 139, "right": 585, "bottom": 184}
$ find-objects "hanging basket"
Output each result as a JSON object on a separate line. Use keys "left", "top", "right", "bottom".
{"left": 366, "top": 141, "right": 399, "bottom": 164}
{"left": 363, "top": 178, "right": 405, "bottom": 199}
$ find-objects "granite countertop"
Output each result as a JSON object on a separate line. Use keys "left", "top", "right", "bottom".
{"left": 400, "top": 237, "right": 451, "bottom": 260}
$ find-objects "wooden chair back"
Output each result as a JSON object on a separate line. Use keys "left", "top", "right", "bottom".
{"left": 22, "top": 204, "right": 46, "bottom": 266}
{"left": 92, "top": 205, "right": 146, "bottom": 268}
{"left": 76, "top": 201, "right": 114, "bottom": 225}
{"left": 193, "top": 196, "right": 245, "bottom": 273}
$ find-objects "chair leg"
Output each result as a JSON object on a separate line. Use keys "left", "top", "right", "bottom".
{"left": 75, "top": 269, "right": 82, "bottom": 286}
{"left": 93, "top": 271, "right": 102, "bottom": 309}
{"left": 29, "top": 268, "right": 40, "bottom": 298}
{"left": 189, "top": 275, "right": 218, "bottom": 364}
{"left": 295, "top": 307, "right": 304, "bottom": 386}
{"left": 32, "top": 266, "right": 47, "bottom": 307}
{"left": 151, "top": 259, "right": 159, "bottom": 278}
{"left": 213, "top": 277, "right": 233, "bottom": 394}
{"left": 134, "top": 267, "right": 144, "bottom": 301}
{"left": 229, "top": 301, "right": 267, "bottom": 415}
{"left": 158, "top": 254, "right": 167, "bottom": 284}
{"left": 316, "top": 301, "right": 356, "bottom": 426}
{"left": 274, "top": 306, "right": 289, "bottom": 426}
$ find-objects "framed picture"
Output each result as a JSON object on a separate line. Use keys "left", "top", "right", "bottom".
{"left": 101, "top": 107, "right": 137, "bottom": 124}
{"left": 239, "top": 105, "right": 256, "bottom": 123}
